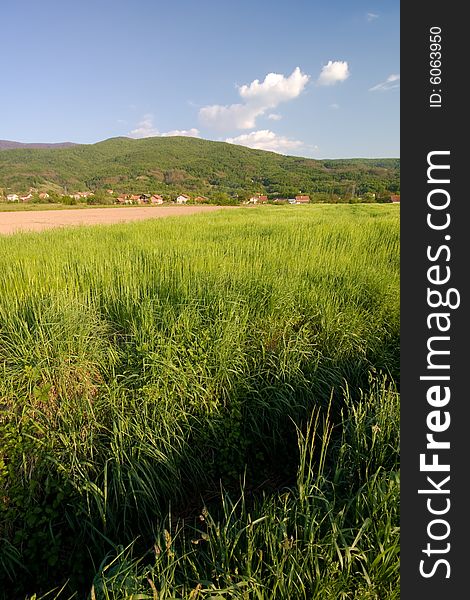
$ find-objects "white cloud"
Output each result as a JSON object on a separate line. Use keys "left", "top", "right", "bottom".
{"left": 330, "top": 103, "right": 340, "bottom": 110}
{"left": 238, "top": 67, "right": 310, "bottom": 105}
{"left": 160, "top": 128, "right": 200, "bottom": 137}
{"left": 130, "top": 114, "right": 160, "bottom": 138}
{"left": 130, "top": 115, "right": 200, "bottom": 138}
{"left": 369, "top": 74, "right": 400, "bottom": 92}
{"left": 225, "top": 129, "right": 304, "bottom": 154}
{"left": 267, "top": 113, "right": 282, "bottom": 121}
{"left": 366, "top": 12, "right": 379, "bottom": 22}
{"left": 199, "top": 67, "right": 309, "bottom": 130}
{"left": 317, "top": 61, "right": 350, "bottom": 86}
{"left": 199, "top": 103, "right": 265, "bottom": 130}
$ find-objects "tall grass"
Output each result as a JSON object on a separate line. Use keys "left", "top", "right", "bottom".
{"left": 84, "top": 379, "right": 399, "bottom": 600}
{"left": 0, "top": 205, "right": 400, "bottom": 597}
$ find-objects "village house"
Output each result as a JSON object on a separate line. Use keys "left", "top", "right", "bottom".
{"left": 19, "top": 193, "right": 34, "bottom": 202}
{"left": 176, "top": 194, "right": 190, "bottom": 204}
{"left": 69, "top": 191, "right": 94, "bottom": 201}
{"left": 193, "top": 196, "right": 208, "bottom": 203}
{"left": 38, "top": 192, "right": 50, "bottom": 200}
{"left": 115, "top": 193, "right": 163, "bottom": 205}
{"left": 390, "top": 194, "right": 400, "bottom": 203}
{"left": 248, "top": 194, "right": 268, "bottom": 204}
{"left": 6, "top": 193, "right": 19, "bottom": 202}
{"left": 295, "top": 195, "right": 310, "bottom": 204}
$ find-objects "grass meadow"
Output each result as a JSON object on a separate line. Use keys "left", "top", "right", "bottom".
{"left": 0, "top": 204, "right": 400, "bottom": 599}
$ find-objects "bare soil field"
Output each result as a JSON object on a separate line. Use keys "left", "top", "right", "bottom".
{"left": 0, "top": 205, "right": 237, "bottom": 234}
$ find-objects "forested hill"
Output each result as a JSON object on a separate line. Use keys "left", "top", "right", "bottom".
{"left": 0, "top": 140, "right": 77, "bottom": 151}
{"left": 0, "top": 136, "right": 399, "bottom": 199}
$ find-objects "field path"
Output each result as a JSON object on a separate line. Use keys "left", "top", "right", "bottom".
{"left": 0, "top": 205, "right": 238, "bottom": 234}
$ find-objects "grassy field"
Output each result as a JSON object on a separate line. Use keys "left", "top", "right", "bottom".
{"left": 0, "top": 204, "right": 400, "bottom": 599}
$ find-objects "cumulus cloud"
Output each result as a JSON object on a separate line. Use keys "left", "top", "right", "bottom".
{"left": 317, "top": 61, "right": 350, "bottom": 86}
{"left": 369, "top": 74, "right": 400, "bottom": 92}
{"left": 366, "top": 12, "right": 379, "bottom": 22}
{"left": 160, "top": 128, "right": 200, "bottom": 137}
{"left": 130, "top": 114, "right": 160, "bottom": 138}
{"left": 199, "top": 103, "right": 264, "bottom": 130}
{"left": 267, "top": 113, "right": 282, "bottom": 121}
{"left": 130, "top": 115, "right": 199, "bottom": 138}
{"left": 238, "top": 67, "right": 310, "bottom": 105}
{"left": 225, "top": 129, "right": 304, "bottom": 154}
{"left": 199, "top": 67, "right": 309, "bottom": 130}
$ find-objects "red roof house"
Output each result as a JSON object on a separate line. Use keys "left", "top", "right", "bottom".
{"left": 249, "top": 194, "right": 268, "bottom": 204}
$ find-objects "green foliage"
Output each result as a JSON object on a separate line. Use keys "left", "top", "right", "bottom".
{"left": 88, "top": 189, "right": 113, "bottom": 205}
{"left": 74, "top": 379, "right": 400, "bottom": 600}
{"left": 0, "top": 137, "right": 399, "bottom": 200}
{"left": 0, "top": 205, "right": 400, "bottom": 597}
{"left": 29, "top": 194, "right": 51, "bottom": 204}
{"left": 208, "top": 191, "right": 238, "bottom": 206}
{"left": 60, "top": 195, "right": 78, "bottom": 205}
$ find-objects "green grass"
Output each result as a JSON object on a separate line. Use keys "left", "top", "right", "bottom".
{"left": 0, "top": 204, "right": 400, "bottom": 598}
{"left": 77, "top": 378, "right": 399, "bottom": 600}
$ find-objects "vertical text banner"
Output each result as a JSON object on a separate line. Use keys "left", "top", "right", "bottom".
{"left": 401, "top": 2, "right": 466, "bottom": 598}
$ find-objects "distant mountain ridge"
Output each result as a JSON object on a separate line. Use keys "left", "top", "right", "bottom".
{"left": 0, "top": 140, "right": 78, "bottom": 151}
{"left": 0, "top": 136, "right": 399, "bottom": 199}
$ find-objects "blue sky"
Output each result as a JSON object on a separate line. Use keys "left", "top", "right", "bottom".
{"left": 0, "top": 0, "right": 399, "bottom": 158}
